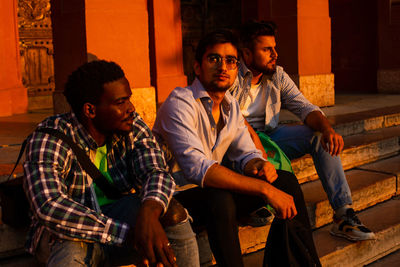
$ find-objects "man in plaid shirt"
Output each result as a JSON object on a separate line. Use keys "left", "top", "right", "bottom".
{"left": 23, "top": 60, "right": 199, "bottom": 266}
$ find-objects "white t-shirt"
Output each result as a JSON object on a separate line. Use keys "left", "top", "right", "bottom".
{"left": 241, "top": 82, "right": 267, "bottom": 131}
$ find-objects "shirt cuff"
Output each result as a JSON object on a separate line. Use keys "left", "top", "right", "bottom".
{"left": 142, "top": 195, "right": 169, "bottom": 215}
{"left": 240, "top": 153, "right": 265, "bottom": 174}
{"left": 101, "top": 218, "right": 129, "bottom": 245}
{"left": 300, "top": 106, "right": 324, "bottom": 122}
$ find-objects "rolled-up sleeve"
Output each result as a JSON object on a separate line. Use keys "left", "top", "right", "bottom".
{"left": 130, "top": 115, "right": 175, "bottom": 213}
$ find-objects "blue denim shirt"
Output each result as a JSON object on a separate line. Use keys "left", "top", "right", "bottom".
{"left": 230, "top": 62, "right": 322, "bottom": 132}
{"left": 153, "top": 78, "right": 263, "bottom": 189}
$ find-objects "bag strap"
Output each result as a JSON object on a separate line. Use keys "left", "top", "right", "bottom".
{"left": 4, "top": 128, "right": 122, "bottom": 199}
{"left": 5, "top": 139, "right": 28, "bottom": 182}
{"left": 36, "top": 128, "right": 122, "bottom": 199}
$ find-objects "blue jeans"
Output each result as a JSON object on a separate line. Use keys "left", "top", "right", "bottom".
{"left": 46, "top": 194, "right": 199, "bottom": 267}
{"left": 268, "top": 124, "right": 352, "bottom": 210}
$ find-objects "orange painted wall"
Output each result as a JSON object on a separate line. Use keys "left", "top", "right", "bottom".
{"left": 0, "top": 0, "right": 27, "bottom": 116}
{"left": 297, "top": 0, "right": 331, "bottom": 75}
{"left": 85, "top": 0, "right": 151, "bottom": 88}
{"left": 150, "top": 0, "right": 187, "bottom": 103}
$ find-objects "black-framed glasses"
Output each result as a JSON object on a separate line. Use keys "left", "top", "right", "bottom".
{"left": 206, "top": 54, "right": 239, "bottom": 70}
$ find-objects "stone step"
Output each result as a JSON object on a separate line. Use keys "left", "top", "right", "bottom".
{"left": 204, "top": 197, "right": 400, "bottom": 267}
{"left": 0, "top": 224, "right": 27, "bottom": 259}
{"left": 280, "top": 105, "right": 400, "bottom": 137}
{"left": 329, "top": 105, "right": 400, "bottom": 137}
{"left": 357, "top": 154, "right": 400, "bottom": 195}
{"left": 366, "top": 247, "right": 400, "bottom": 267}
{"left": 293, "top": 125, "right": 400, "bottom": 184}
{"left": 0, "top": 252, "right": 40, "bottom": 267}
{"left": 316, "top": 197, "right": 400, "bottom": 267}
{"left": 302, "top": 166, "right": 398, "bottom": 228}
{"left": 234, "top": 155, "right": 400, "bottom": 257}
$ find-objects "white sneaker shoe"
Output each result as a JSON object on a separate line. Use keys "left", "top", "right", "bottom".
{"left": 330, "top": 208, "right": 376, "bottom": 241}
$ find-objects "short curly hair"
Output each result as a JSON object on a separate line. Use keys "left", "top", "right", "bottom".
{"left": 240, "top": 20, "right": 277, "bottom": 49}
{"left": 63, "top": 60, "right": 125, "bottom": 116}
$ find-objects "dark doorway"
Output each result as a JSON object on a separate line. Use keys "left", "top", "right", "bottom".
{"left": 330, "top": 0, "right": 378, "bottom": 93}
{"left": 180, "top": 0, "right": 242, "bottom": 83}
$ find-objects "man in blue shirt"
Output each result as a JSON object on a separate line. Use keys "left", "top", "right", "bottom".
{"left": 153, "top": 30, "right": 320, "bottom": 267}
{"left": 230, "top": 20, "right": 375, "bottom": 242}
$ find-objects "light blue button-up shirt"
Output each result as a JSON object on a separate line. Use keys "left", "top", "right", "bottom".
{"left": 153, "top": 78, "right": 264, "bottom": 188}
{"left": 230, "top": 62, "right": 323, "bottom": 132}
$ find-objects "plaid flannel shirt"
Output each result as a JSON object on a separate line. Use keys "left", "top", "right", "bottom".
{"left": 23, "top": 112, "right": 175, "bottom": 254}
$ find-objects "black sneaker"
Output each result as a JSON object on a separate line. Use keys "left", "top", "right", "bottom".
{"left": 330, "top": 208, "right": 375, "bottom": 241}
{"left": 241, "top": 206, "right": 274, "bottom": 227}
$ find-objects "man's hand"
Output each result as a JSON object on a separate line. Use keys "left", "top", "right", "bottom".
{"left": 320, "top": 128, "right": 344, "bottom": 156}
{"left": 244, "top": 158, "right": 278, "bottom": 183}
{"left": 305, "top": 110, "right": 344, "bottom": 157}
{"left": 262, "top": 183, "right": 297, "bottom": 220}
{"left": 133, "top": 200, "right": 177, "bottom": 267}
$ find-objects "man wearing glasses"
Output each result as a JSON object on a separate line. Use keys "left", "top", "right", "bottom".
{"left": 153, "top": 30, "right": 320, "bottom": 267}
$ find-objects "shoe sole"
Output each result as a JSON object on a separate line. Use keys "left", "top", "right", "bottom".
{"left": 330, "top": 230, "right": 376, "bottom": 242}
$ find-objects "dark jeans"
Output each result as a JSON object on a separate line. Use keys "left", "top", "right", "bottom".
{"left": 175, "top": 170, "right": 321, "bottom": 267}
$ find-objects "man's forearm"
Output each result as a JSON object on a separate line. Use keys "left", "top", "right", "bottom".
{"left": 304, "top": 110, "right": 333, "bottom": 133}
{"left": 203, "top": 163, "right": 296, "bottom": 219}
{"left": 204, "top": 163, "right": 271, "bottom": 199}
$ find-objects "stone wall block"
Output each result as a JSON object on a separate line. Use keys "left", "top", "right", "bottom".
{"left": 131, "top": 87, "right": 156, "bottom": 129}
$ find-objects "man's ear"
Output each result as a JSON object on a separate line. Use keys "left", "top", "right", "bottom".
{"left": 193, "top": 61, "right": 201, "bottom": 76}
{"left": 82, "top": 103, "right": 96, "bottom": 119}
{"left": 242, "top": 47, "right": 252, "bottom": 64}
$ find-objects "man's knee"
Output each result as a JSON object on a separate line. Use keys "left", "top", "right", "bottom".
{"left": 47, "top": 240, "right": 103, "bottom": 267}
{"left": 160, "top": 197, "right": 188, "bottom": 227}
{"left": 273, "top": 170, "right": 302, "bottom": 198}
{"left": 206, "top": 188, "right": 236, "bottom": 218}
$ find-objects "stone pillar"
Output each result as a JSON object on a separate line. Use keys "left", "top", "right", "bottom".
{"left": 377, "top": 0, "right": 400, "bottom": 93}
{"left": 51, "top": 0, "right": 157, "bottom": 127}
{"left": 0, "top": 0, "right": 28, "bottom": 116}
{"left": 148, "top": 0, "right": 187, "bottom": 104}
{"left": 242, "top": 0, "right": 334, "bottom": 107}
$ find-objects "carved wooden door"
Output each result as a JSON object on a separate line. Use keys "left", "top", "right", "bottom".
{"left": 18, "top": 0, "right": 54, "bottom": 110}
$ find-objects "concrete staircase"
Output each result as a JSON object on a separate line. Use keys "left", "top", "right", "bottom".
{"left": 232, "top": 103, "right": 400, "bottom": 266}
{"left": 1, "top": 97, "right": 400, "bottom": 266}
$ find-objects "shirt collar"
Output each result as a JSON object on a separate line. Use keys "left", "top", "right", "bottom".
{"left": 70, "top": 112, "right": 122, "bottom": 150}
{"left": 191, "top": 78, "right": 232, "bottom": 113}
{"left": 239, "top": 60, "right": 276, "bottom": 83}
{"left": 239, "top": 60, "right": 253, "bottom": 80}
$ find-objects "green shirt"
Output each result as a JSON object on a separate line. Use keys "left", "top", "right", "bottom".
{"left": 93, "top": 144, "right": 117, "bottom": 206}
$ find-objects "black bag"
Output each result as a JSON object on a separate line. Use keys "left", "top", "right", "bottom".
{"left": 0, "top": 175, "right": 30, "bottom": 227}
{"left": 0, "top": 128, "right": 123, "bottom": 228}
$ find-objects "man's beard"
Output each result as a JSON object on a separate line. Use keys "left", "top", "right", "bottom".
{"left": 210, "top": 82, "right": 231, "bottom": 92}
{"left": 262, "top": 62, "right": 277, "bottom": 75}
